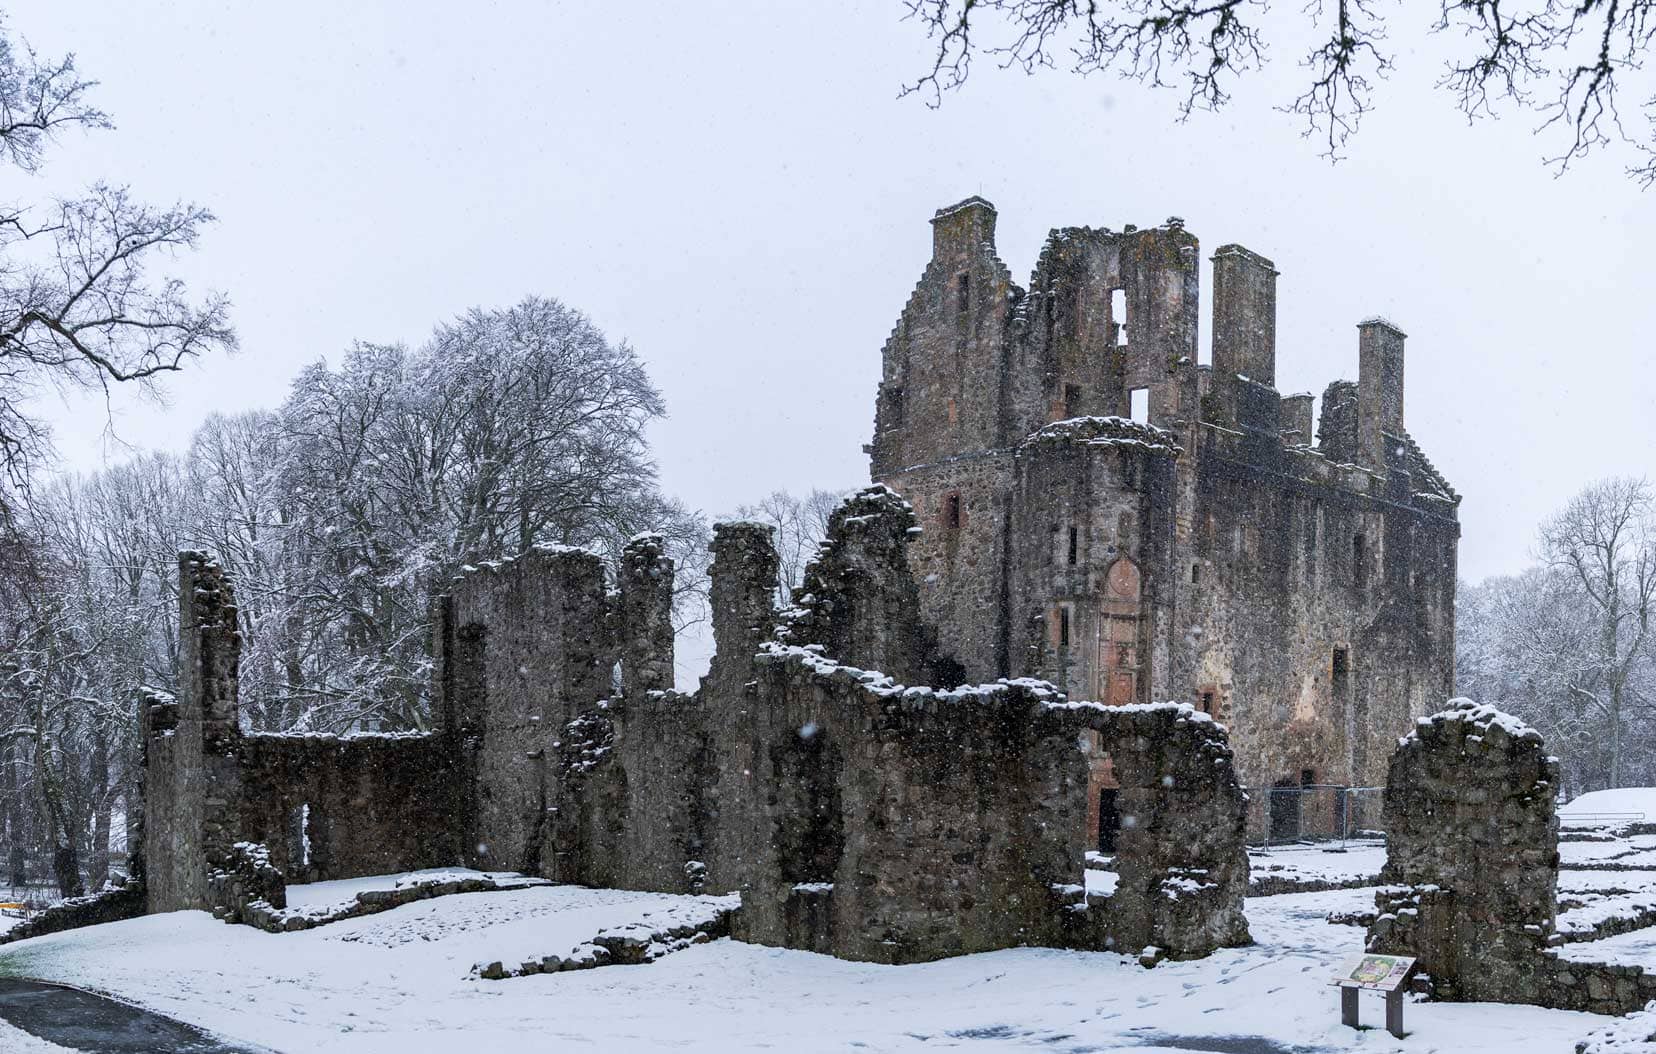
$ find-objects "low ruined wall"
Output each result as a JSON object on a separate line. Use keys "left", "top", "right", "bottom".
{"left": 551, "top": 692, "right": 713, "bottom": 895}
{"left": 726, "top": 647, "right": 1250, "bottom": 964}
{"left": 732, "top": 650, "right": 1079, "bottom": 963}
{"left": 235, "top": 733, "right": 463, "bottom": 882}
{"left": 1368, "top": 699, "right": 1656, "bottom": 1015}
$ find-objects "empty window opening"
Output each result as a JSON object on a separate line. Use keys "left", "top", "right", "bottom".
{"left": 957, "top": 272, "right": 971, "bottom": 315}
{"left": 1067, "top": 526, "right": 1079, "bottom": 566}
{"left": 1301, "top": 768, "right": 1317, "bottom": 787}
{"left": 944, "top": 492, "right": 962, "bottom": 530}
{"left": 1111, "top": 288, "right": 1129, "bottom": 346}
{"left": 1353, "top": 532, "right": 1368, "bottom": 590}
{"left": 1064, "top": 383, "right": 1082, "bottom": 418}
{"left": 299, "top": 804, "right": 312, "bottom": 868}
{"left": 1332, "top": 646, "right": 1350, "bottom": 702}
{"left": 1130, "top": 387, "right": 1149, "bottom": 424}
{"left": 883, "top": 386, "right": 904, "bottom": 428}
{"left": 1191, "top": 563, "right": 1201, "bottom": 585}
{"left": 1097, "top": 788, "right": 1121, "bottom": 853}
{"left": 1059, "top": 605, "right": 1071, "bottom": 647}
{"left": 1200, "top": 690, "right": 1215, "bottom": 715}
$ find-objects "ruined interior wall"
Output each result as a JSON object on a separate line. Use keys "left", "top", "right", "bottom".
{"left": 551, "top": 692, "right": 713, "bottom": 894}
{"left": 443, "top": 546, "right": 612, "bottom": 873}
{"left": 729, "top": 648, "right": 1251, "bottom": 965}
{"left": 144, "top": 553, "right": 243, "bottom": 913}
{"left": 731, "top": 653, "right": 1077, "bottom": 964}
{"left": 234, "top": 734, "right": 462, "bottom": 882}
{"left": 778, "top": 486, "right": 940, "bottom": 685}
{"left": 143, "top": 553, "right": 463, "bottom": 912}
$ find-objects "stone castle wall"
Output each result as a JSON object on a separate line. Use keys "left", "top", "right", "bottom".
{"left": 868, "top": 198, "right": 1461, "bottom": 815}
{"left": 1369, "top": 700, "right": 1656, "bottom": 1016}
{"left": 141, "top": 496, "right": 1255, "bottom": 967}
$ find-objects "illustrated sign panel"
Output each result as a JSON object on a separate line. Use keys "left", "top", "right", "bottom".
{"left": 1334, "top": 954, "right": 1415, "bottom": 991}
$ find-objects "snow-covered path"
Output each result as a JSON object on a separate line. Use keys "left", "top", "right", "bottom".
{"left": 0, "top": 882, "right": 1624, "bottom": 1053}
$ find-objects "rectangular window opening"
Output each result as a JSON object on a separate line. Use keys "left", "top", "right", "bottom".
{"left": 1353, "top": 532, "right": 1368, "bottom": 591}
{"left": 1067, "top": 526, "right": 1079, "bottom": 566}
{"left": 1301, "top": 768, "right": 1317, "bottom": 787}
{"left": 1200, "top": 691, "right": 1215, "bottom": 715}
{"left": 1064, "top": 383, "right": 1082, "bottom": 418}
{"left": 957, "top": 272, "right": 971, "bottom": 315}
{"left": 1130, "top": 387, "right": 1149, "bottom": 424}
{"left": 1111, "top": 288, "right": 1128, "bottom": 346}
{"left": 1191, "top": 563, "right": 1201, "bottom": 585}
{"left": 944, "top": 492, "right": 962, "bottom": 530}
{"left": 1332, "top": 646, "right": 1350, "bottom": 700}
{"left": 1059, "top": 606, "right": 1071, "bottom": 647}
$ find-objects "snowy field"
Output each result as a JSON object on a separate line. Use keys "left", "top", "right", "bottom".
{"left": 0, "top": 882, "right": 1643, "bottom": 1052}
{"left": 0, "top": 833, "right": 1653, "bottom": 1053}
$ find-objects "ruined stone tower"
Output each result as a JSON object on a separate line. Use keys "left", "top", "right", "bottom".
{"left": 869, "top": 198, "right": 1460, "bottom": 838}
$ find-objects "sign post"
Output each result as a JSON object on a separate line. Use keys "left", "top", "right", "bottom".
{"left": 1332, "top": 953, "right": 1415, "bottom": 1039}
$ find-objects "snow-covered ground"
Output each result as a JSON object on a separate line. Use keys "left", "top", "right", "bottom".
{"left": 1563, "top": 788, "right": 1656, "bottom": 824}
{"left": 3, "top": 827, "right": 1655, "bottom": 1054}
{"left": 0, "top": 878, "right": 1634, "bottom": 1053}
{"left": 1247, "top": 840, "right": 1387, "bottom": 890}
{"left": 0, "top": 1018, "right": 72, "bottom": 1053}
{"left": 283, "top": 868, "right": 543, "bottom": 911}
{"left": 1561, "top": 834, "right": 1656, "bottom": 870}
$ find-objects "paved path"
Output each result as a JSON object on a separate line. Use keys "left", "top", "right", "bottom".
{"left": 0, "top": 978, "right": 269, "bottom": 1053}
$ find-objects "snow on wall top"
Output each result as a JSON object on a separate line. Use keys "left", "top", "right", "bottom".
{"left": 1018, "top": 415, "right": 1182, "bottom": 457}
{"left": 1400, "top": 697, "right": 1542, "bottom": 748}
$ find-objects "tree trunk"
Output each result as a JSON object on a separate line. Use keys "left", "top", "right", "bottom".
{"left": 52, "top": 841, "right": 83, "bottom": 900}
{"left": 88, "top": 727, "right": 111, "bottom": 890}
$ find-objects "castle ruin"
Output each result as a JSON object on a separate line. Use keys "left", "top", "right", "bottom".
{"left": 870, "top": 198, "right": 1460, "bottom": 842}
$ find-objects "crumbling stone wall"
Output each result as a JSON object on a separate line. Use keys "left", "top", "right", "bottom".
{"left": 144, "top": 553, "right": 466, "bottom": 915}
{"left": 234, "top": 734, "right": 460, "bottom": 882}
{"left": 778, "top": 486, "right": 947, "bottom": 685}
{"left": 730, "top": 645, "right": 1252, "bottom": 964}
{"left": 1369, "top": 699, "right": 1656, "bottom": 1015}
{"left": 437, "top": 545, "right": 613, "bottom": 873}
{"left": 867, "top": 198, "right": 1460, "bottom": 808}
{"left": 144, "top": 553, "right": 244, "bottom": 913}
{"left": 545, "top": 492, "right": 1250, "bottom": 964}
{"left": 1369, "top": 699, "right": 1560, "bottom": 1002}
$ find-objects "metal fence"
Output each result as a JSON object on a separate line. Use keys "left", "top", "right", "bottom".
{"left": 1241, "top": 784, "right": 1386, "bottom": 847}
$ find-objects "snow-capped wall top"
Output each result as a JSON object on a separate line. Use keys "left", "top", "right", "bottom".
{"left": 1017, "top": 415, "right": 1181, "bottom": 456}
{"left": 1403, "top": 697, "right": 1543, "bottom": 747}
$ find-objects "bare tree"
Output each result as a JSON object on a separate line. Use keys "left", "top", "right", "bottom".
{"left": 0, "top": 15, "right": 233, "bottom": 521}
{"left": 734, "top": 488, "right": 851, "bottom": 604}
{"left": 901, "top": 0, "right": 1656, "bottom": 182}
{"left": 1539, "top": 477, "right": 1656, "bottom": 788}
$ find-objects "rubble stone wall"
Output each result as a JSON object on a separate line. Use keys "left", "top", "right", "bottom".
{"left": 144, "top": 553, "right": 465, "bottom": 915}
{"left": 235, "top": 733, "right": 462, "bottom": 882}
{"left": 1369, "top": 699, "right": 1656, "bottom": 1014}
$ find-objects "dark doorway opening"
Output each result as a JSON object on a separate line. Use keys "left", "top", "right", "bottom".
{"left": 1269, "top": 777, "right": 1301, "bottom": 842}
{"left": 1097, "top": 789, "right": 1121, "bottom": 852}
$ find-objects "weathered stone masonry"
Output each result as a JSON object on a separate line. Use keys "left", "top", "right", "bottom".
{"left": 869, "top": 198, "right": 1460, "bottom": 836}
{"left": 1368, "top": 700, "right": 1656, "bottom": 1016}
{"left": 140, "top": 500, "right": 1254, "bottom": 966}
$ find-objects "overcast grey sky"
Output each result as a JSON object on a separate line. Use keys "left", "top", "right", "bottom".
{"left": 11, "top": 0, "right": 1656, "bottom": 588}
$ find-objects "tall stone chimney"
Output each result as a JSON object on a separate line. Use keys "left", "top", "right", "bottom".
{"left": 1357, "top": 318, "right": 1406, "bottom": 471}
